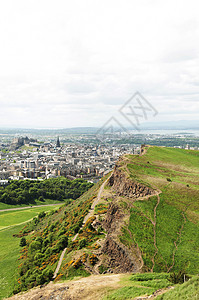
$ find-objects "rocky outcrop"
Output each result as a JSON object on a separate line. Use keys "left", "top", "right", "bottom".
{"left": 101, "top": 199, "right": 142, "bottom": 274}
{"left": 103, "top": 202, "right": 123, "bottom": 233}
{"left": 102, "top": 237, "right": 135, "bottom": 273}
{"left": 109, "top": 167, "right": 155, "bottom": 199}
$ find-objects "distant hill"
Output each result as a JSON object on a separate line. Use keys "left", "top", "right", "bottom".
{"left": 0, "top": 120, "right": 199, "bottom": 135}
{"left": 10, "top": 146, "right": 199, "bottom": 298}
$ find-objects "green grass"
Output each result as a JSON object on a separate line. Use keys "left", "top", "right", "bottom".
{"left": 0, "top": 224, "right": 25, "bottom": 299}
{"left": 0, "top": 199, "right": 65, "bottom": 210}
{"left": 121, "top": 195, "right": 199, "bottom": 274}
{"left": 0, "top": 205, "right": 62, "bottom": 230}
{"left": 119, "top": 146, "right": 199, "bottom": 275}
{"left": 104, "top": 286, "right": 155, "bottom": 300}
{"left": 0, "top": 204, "right": 62, "bottom": 299}
{"left": 103, "top": 273, "right": 172, "bottom": 300}
{"left": 156, "top": 275, "right": 199, "bottom": 300}
{"left": 66, "top": 266, "right": 90, "bottom": 280}
{"left": 127, "top": 147, "right": 199, "bottom": 193}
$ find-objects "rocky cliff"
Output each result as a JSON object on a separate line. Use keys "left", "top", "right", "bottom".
{"left": 109, "top": 165, "right": 155, "bottom": 199}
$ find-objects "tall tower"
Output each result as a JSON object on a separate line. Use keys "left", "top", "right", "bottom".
{"left": 56, "top": 137, "right": 61, "bottom": 148}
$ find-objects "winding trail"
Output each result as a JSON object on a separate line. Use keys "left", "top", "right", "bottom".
{"left": 53, "top": 176, "right": 111, "bottom": 279}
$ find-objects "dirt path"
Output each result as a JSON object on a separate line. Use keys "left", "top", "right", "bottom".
{"left": 53, "top": 248, "right": 67, "bottom": 279}
{"left": 82, "top": 177, "right": 109, "bottom": 225}
{"left": 53, "top": 176, "right": 111, "bottom": 279}
{"left": 134, "top": 286, "right": 174, "bottom": 300}
{"left": 8, "top": 274, "right": 122, "bottom": 300}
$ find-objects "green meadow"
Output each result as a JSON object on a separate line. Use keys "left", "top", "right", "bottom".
{"left": 0, "top": 224, "right": 26, "bottom": 299}
{"left": 0, "top": 204, "right": 61, "bottom": 299}
{"left": 0, "top": 198, "right": 64, "bottom": 210}
{"left": 0, "top": 204, "right": 62, "bottom": 230}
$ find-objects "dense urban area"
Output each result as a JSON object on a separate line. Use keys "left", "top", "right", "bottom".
{"left": 0, "top": 129, "right": 199, "bottom": 184}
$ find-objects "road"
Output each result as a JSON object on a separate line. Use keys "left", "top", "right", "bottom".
{"left": 53, "top": 175, "right": 111, "bottom": 279}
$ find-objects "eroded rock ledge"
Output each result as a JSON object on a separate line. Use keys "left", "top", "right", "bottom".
{"left": 102, "top": 237, "right": 135, "bottom": 273}
{"left": 109, "top": 166, "right": 155, "bottom": 199}
{"left": 103, "top": 202, "right": 123, "bottom": 233}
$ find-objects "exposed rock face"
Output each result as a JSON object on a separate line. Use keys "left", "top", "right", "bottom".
{"left": 109, "top": 167, "right": 155, "bottom": 198}
{"left": 101, "top": 200, "right": 141, "bottom": 273}
{"left": 102, "top": 237, "right": 135, "bottom": 273}
{"left": 103, "top": 202, "right": 123, "bottom": 233}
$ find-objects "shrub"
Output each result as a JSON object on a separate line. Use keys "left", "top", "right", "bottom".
{"left": 169, "top": 270, "right": 189, "bottom": 284}
{"left": 20, "top": 237, "right": 27, "bottom": 247}
{"left": 78, "top": 238, "right": 87, "bottom": 249}
{"left": 38, "top": 211, "right": 46, "bottom": 218}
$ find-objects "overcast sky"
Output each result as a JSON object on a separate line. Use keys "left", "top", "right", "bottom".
{"left": 0, "top": 0, "right": 199, "bottom": 128}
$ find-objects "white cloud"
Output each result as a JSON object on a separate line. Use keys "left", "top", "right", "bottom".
{"left": 0, "top": 0, "right": 199, "bottom": 128}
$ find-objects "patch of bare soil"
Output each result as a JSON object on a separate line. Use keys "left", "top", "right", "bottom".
{"left": 8, "top": 274, "right": 123, "bottom": 300}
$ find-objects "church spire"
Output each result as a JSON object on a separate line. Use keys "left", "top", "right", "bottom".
{"left": 56, "top": 136, "right": 60, "bottom": 148}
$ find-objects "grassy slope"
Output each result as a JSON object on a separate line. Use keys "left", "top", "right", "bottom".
{"left": 0, "top": 225, "right": 24, "bottom": 299}
{"left": 156, "top": 275, "right": 199, "bottom": 300}
{"left": 0, "top": 205, "right": 61, "bottom": 300}
{"left": 104, "top": 273, "right": 199, "bottom": 300}
{"left": 0, "top": 199, "right": 64, "bottom": 210}
{"left": 122, "top": 146, "right": 199, "bottom": 274}
{"left": 103, "top": 273, "right": 172, "bottom": 300}
{"left": 11, "top": 177, "right": 108, "bottom": 295}
{"left": 0, "top": 205, "right": 62, "bottom": 230}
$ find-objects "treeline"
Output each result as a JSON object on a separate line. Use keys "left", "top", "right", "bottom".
{"left": 0, "top": 178, "right": 93, "bottom": 205}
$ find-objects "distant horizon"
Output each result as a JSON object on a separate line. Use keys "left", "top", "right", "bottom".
{"left": 0, "top": 119, "right": 198, "bottom": 131}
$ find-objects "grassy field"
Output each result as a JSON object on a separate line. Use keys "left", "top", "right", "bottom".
{"left": 0, "top": 204, "right": 63, "bottom": 230}
{"left": 0, "top": 224, "right": 25, "bottom": 299}
{"left": 0, "top": 198, "right": 64, "bottom": 210}
{"left": 120, "top": 146, "right": 199, "bottom": 275}
{"left": 0, "top": 204, "right": 62, "bottom": 299}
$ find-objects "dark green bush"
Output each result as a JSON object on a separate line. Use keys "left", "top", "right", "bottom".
{"left": 20, "top": 237, "right": 27, "bottom": 247}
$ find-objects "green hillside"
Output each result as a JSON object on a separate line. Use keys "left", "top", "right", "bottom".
{"left": 0, "top": 205, "right": 62, "bottom": 300}
{"left": 156, "top": 275, "right": 199, "bottom": 300}
{"left": 2, "top": 146, "right": 199, "bottom": 299}
{"left": 120, "top": 146, "right": 199, "bottom": 274}
{"left": 11, "top": 178, "right": 106, "bottom": 295}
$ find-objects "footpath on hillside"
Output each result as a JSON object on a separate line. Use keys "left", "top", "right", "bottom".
{"left": 53, "top": 176, "right": 110, "bottom": 279}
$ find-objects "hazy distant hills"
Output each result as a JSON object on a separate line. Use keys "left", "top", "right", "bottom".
{"left": 0, "top": 120, "right": 198, "bottom": 135}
